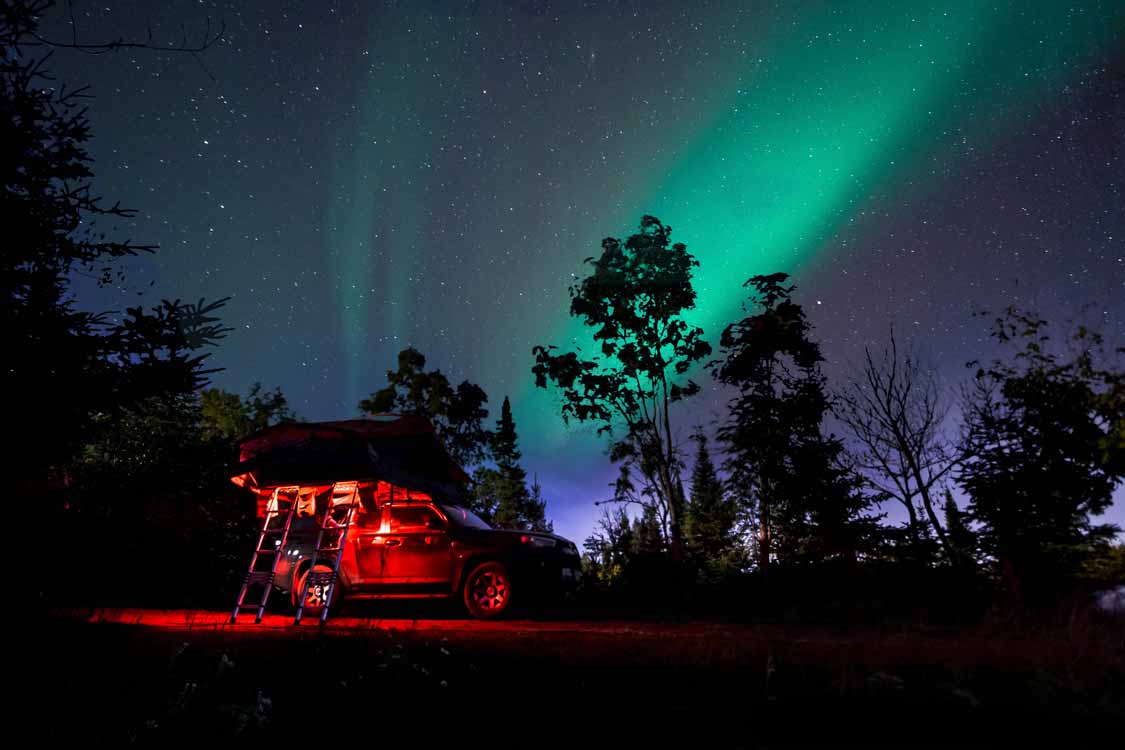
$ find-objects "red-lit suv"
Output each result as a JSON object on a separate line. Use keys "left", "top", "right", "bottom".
{"left": 233, "top": 416, "right": 578, "bottom": 619}
{"left": 274, "top": 495, "right": 580, "bottom": 618}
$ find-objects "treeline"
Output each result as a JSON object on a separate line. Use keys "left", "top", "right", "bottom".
{"left": 532, "top": 217, "right": 1123, "bottom": 621}
{"left": 8, "top": 2, "right": 1121, "bottom": 618}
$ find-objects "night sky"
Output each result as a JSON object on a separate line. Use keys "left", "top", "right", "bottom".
{"left": 45, "top": 1, "right": 1124, "bottom": 543}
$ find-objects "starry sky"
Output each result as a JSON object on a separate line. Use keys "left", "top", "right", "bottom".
{"left": 46, "top": 0, "right": 1124, "bottom": 543}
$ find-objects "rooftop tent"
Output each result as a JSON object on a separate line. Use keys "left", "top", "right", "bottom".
{"left": 230, "top": 414, "right": 470, "bottom": 502}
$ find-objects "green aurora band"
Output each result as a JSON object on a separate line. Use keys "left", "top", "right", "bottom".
{"left": 328, "top": 2, "right": 1122, "bottom": 497}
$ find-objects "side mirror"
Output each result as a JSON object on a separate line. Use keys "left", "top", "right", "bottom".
{"left": 426, "top": 517, "right": 444, "bottom": 530}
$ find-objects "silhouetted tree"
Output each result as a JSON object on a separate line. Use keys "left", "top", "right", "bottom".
{"left": 360, "top": 347, "right": 490, "bottom": 467}
{"left": 958, "top": 308, "right": 1123, "bottom": 604}
{"left": 528, "top": 476, "right": 551, "bottom": 532}
{"left": 3, "top": 1, "right": 238, "bottom": 607}
{"left": 837, "top": 332, "right": 959, "bottom": 563}
{"left": 3, "top": 3, "right": 228, "bottom": 487}
{"left": 942, "top": 489, "right": 976, "bottom": 568}
{"left": 472, "top": 397, "right": 552, "bottom": 531}
{"left": 685, "top": 430, "right": 743, "bottom": 577}
{"left": 533, "top": 216, "right": 711, "bottom": 561}
{"left": 712, "top": 273, "right": 877, "bottom": 575}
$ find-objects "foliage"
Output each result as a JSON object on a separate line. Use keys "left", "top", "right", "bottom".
{"left": 201, "top": 382, "right": 295, "bottom": 442}
{"left": 942, "top": 489, "right": 977, "bottom": 568}
{"left": 1, "top": 1, "right": 243, "bottom": 606}
{"left": 54, "top": 391, "right": 257, "bottom": 607}
{"left": 958, "top": 307, "right": 1123, "bottom": 603}
{"left": 581, "top": 505, "right": 668, "bottom": 587}
{"left": 711, "top": 273, "right": 878, "bottom": 573}
{"left": 470, "top": 397, "right": 552, "bottom": 531}
{"left": 2, "top": 2, "right": 228, "bottom": 484}
{"left": 533, "top": 215, "right": 711, "bottom": 559}
{"left": 1078, "top": 543, "right": 1125, "bottom": 587}
{"left": 360, "top": 347, "right": 490, "bottom": 467}
{"left": 684, "top": 430, "right": 744, "bottom": 577}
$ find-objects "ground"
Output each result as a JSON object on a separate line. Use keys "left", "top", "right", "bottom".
{"left": 26, "top": 607, "right": 1124, "bottom": 746}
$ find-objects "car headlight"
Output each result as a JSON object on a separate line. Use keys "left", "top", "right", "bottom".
{"left": 520, "top": 535, "right": 556, "bottom": 548}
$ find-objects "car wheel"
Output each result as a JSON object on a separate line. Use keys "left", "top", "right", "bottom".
{"left": 463, "top": 561, "right": 512, "bottom": 619}
{"left": 293, "top": 563, "right": 339, "bottom": 614}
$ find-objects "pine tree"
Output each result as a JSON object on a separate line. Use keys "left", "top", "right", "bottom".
{"left": 476, "top": 397, "right": 552, "bottom": 531}
{"left": 942, "top": 489, "right": 975, "bottom": 568}
{"left": 527, "top": 475, "right": 553, "bottom": 533}
{"left": 685, "top": 430, "right": 741, "bottom": 576}
{"left": 711, "top": 273, "right": 877, "bottom": 574}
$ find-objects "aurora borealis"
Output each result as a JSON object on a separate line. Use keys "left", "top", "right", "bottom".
{"left": 47, "top": 1, "right": 1123, "bottom": 542}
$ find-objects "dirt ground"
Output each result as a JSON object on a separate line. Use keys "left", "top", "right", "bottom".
{"left": 25, "top": 608, "right": 1125, "bottom": 747}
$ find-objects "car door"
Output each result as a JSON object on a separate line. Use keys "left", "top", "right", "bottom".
{"left": 352, "top": 504, "right": 386, "bottom": 583}
{"left": 380, "top": 504, "right": 454, "bottom": 585}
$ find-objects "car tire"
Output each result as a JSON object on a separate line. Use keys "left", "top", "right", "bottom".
{"left": 462, "top": 561, "right": 512, "bottom": 619}
{"left": 293, "top": 562, "right": 339, "bottom": 615}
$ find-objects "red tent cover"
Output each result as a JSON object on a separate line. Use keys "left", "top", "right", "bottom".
{"left": 231, "top": 414, "right": 469, "bottom": 502}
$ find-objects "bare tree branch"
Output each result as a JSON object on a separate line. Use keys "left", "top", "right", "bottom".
{"left": 24, "top": 1, "right": 225, "bottom": 60}
{"left": 837, "top": 329, "right": 962, "bottom": 563}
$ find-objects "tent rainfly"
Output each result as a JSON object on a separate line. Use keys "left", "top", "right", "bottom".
{"left": 230, "top": 414, "right": 469, "bottom": 508}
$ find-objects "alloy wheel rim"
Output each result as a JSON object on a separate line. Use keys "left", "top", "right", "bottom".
{"left": 471, "top": 570, "right": 508, "bottom": 610}
{"left": 305, "top": 580, "right": 329, "bottom": 608}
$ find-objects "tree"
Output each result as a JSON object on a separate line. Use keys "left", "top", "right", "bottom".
{"left": 836, "top": 332, "right": 959, "bottom": 564}
{"left": 527, "top": 476, "right": 552, "bottom": 533}
{"left": 3, "top": 1, "right": 235, "bottom": 607}
{"left": 359, "top": 347, "right": 490, "bottom": 467}
{"left": 684, "top": 429, "right": 742, "bottom": 577}
{"left": 958, "top": 308, "right": 1123, "bottom": 603}
{"left": 942, "top": 489, "right": 976, "bottom": 568}
{"left": 472, "top": 397, "right": 552, "bottom": 531}
{"left": 711, "top": 273, "right": 876, "bottom": 575}
{"left": 582, "top": 507, "right": 634, "bottom": 585}
{"left": 533, "top": 216, "right": 711, "bottom": 561}
{"left": 200, "top": 382, "right": 295, "bottom": 442}
{"left": 3, "top": 2, "right": 228, "bottom": 486}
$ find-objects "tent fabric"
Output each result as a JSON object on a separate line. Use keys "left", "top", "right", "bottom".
{"left": 230, "top": 414, "right": 469, "bottom": 500}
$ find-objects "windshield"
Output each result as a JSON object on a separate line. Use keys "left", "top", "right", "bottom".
{"left": 440, "top": 504, "right": 492, "bottom": 530}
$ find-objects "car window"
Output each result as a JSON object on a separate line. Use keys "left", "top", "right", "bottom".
{"left": 356, "top": 506, "right": 383, "bottom": 529}
{"left": 387, "top": 505, "right": 444, "bottom": 533}
{"left": 440, "top": 504, "right": 492, "bottom": 530}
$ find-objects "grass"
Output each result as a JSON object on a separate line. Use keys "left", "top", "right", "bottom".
{"left": 23, "top": 609, "right": 1124, "bottom": 747}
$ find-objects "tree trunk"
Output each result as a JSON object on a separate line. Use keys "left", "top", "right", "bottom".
{"left": 758, "top": 495, "right": 770, "bottom": 579}
{"left": 659, "top": 465, "right": 685, "bottom": 562}
{"left": 902, "top": 500, "right": 922, "bottom": 559}
{"left": 916, "top": 481, "right": 953, "bottom": 564}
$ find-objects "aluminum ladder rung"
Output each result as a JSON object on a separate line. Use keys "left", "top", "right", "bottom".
{"left": 231, "top": 486, "right": 301, "bottom": 624}
{"left": 294, "top": 480, "right": 362, "bottom": 626}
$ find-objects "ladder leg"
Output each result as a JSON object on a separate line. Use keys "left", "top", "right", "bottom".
{"left": 254, "top": 488, "right": 300, "bottom": 623}
{"left": 232, "top": 487, "right": 299, "bottom": 623}
{"left": 296, "top": 481, "right": 360, "bottom": 625}
{"left": 320, "top": 484, "right": 360, "bottom": 625}
{"left": 231, "top": 487, "right": 282, "bottom": 623}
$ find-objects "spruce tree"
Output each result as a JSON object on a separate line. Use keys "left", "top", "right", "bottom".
{"left": 942, "top": 489, "right": 975, "bottom": 568}
{"left": 477, "top": 397, "right": 552, "bottom": 532}
{"left": 711, "top": 273, "right": 876, "bottom": 574}
{"left": 685, "top": 430, "right": 741, "bottom": 576}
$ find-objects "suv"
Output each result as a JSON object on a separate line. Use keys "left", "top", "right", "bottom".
{"left": 276, "top": 498, "right": 581, "bottom": 618}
